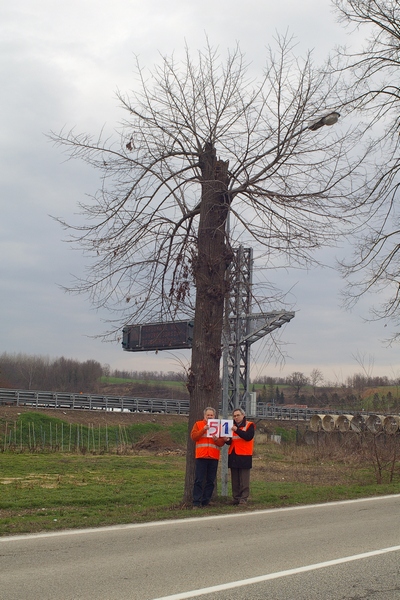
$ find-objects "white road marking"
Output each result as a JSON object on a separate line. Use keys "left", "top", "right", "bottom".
{"left": 151, "top": 545, "right": 400, "bottom": 600}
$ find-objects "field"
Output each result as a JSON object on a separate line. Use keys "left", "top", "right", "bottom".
{"left": 1, "top": 406, "right": 400, "bottom": 536}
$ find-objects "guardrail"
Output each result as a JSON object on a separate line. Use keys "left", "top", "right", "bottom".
{"left": 2, "top": 388, "right": 398, "bottom": 428}
{"left": 0, "top": 388, "right": 364, "bottom": 421}
{"left": 0, "top": 388, "right": 190, "bottom": 415}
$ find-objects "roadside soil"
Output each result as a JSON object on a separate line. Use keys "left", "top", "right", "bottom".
{"left": 0, "top": 406, "right": 364, "bottom": 486}
{"left": 0, "top": 405, "right": 187, "bottom": 427}
{"left": 0, "top": 405, "right": 304, "bottom": 434}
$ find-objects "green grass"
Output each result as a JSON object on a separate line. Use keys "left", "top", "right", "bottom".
{"left": 101, "top": 376, "right": 187, "bottom": 391}
{"left": 1, "top": 442, "right": 400, "bottom": 536}
{"left": 0, "top": 453, "right": 186, "bottom": 535}
{"left": 250, "top": 480, "right": 398, "bottom": 505}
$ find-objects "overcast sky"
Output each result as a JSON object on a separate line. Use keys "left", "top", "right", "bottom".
{"left": 1, "top": 0, "right": 399, "bottom": 385}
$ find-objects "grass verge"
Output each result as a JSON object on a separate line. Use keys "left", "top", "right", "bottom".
{"left": 1, "top": 440, "right": 400, "bottom": 536}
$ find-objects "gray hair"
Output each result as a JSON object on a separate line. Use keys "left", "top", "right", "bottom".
{"left": 233, "top": 407, "right": 245, "bottom": 416}
{"left": 203, "top": 406, "right": 216, "bottom": 417}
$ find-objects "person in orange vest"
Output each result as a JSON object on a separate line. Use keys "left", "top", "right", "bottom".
{"left": 226, "top": 407, "right": 255, "bottom": 505}
{"left": 191, "top": 406, "right": 226, "bottom": 508}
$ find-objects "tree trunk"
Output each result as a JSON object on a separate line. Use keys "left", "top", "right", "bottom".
{"left": 182, "top": 143, "right": 231, "bottom": 505}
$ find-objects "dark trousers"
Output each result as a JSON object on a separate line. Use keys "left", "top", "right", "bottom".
{"left": 230, "top": 468, "right": 250, "bottom": 501}
{"left": 193, "top": 458, "right": 219, "bottom": 506}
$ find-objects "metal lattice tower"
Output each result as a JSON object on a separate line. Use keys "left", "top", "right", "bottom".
{"left": 222, "top": 246, "right": 252, "bottom": 413}
{"left": 222, "top": 246, "right": 295, "bottom": 414}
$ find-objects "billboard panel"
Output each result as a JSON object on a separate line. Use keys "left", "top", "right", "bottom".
{"left": 122, "top": 320, "right": 194, "bottom": 352}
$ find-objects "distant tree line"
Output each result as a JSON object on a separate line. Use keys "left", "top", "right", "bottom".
{"left": 1, "top": 353, "right": 399, "bottom": 412}
{"left": 0, "top": 353, "right": 102, "bottom": 393}
{"left": 253, "top": 369, "right": 400, "bottom": 413}
{"left": 0, "top": 353, "right": 187, "bottom": 396}
{"left": 253, "top": 375, "right": 288, "bottom": 386}
{"left": 107, "top": 368, "right": 185, "bottom": 382}
{"left": 253, "top": 372, "right": 399, "bottom": 392}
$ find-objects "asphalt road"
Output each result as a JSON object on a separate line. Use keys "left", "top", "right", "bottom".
{"left": 1, "top": 495, "right": 399, "bottom": 600}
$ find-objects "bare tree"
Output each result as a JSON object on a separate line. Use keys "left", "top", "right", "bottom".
{"left": 287, "top": 372, "right": 310, "bottom": 398}
{"left": 51, "top": 37, "right": 364, "bottom": 504}
{"left": 310, "top": 368, "right": 324, "bottom": 397}
{"left": 331, "top": 1, "right": 400, "bottom": 340}
{"left": 352, "top": 349, "right": 375, "bottom": 379}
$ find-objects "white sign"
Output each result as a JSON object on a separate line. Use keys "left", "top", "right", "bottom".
{"left": 206, "top": 419, "right": 220, "bottom": 437}
{"left": 220, "top": 419, "right": 233, "bottom": 437}
{"left": 206, "top": 419, "right": 234, "bottom": 437}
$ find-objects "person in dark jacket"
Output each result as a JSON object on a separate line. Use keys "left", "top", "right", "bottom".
{"left": 226, "top": 407, "right": 255, "bottom": 505}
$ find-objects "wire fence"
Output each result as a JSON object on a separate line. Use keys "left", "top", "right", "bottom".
{"left": 1, "top": 420, "right": 162, "bottom": 454}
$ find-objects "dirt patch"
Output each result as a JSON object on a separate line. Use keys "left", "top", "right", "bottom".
{"left": 0, "top": 407, "right": 306, "bottom": 432}
{"left": 0, "top": 406, "right": 188, "bottom": 428}
{"left": 252, "top": 457, "right": 353, "bottom": 485}
{"left": 132, "top": 431, "right": 186, "bottom": 455}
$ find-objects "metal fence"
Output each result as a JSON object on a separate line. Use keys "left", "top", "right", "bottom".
{"left": 0, "top": 387, "right": 351, "bottom": 420}
{"left": 0, "top": 388, "right": 190, "bottom": 415}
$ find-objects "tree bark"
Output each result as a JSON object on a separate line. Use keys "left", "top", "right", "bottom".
{"left": 182, "top": 143, "right": 231, "bottom": 505}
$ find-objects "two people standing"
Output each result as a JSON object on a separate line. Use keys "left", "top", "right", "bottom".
{"left": 191, "top": 406, "right": 255, "bottom": 508}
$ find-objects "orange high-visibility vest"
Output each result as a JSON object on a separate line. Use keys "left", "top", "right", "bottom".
{"left": 192, "top": 420, "right": 222, "bottom": 459}
{"left": 228, "top": 421, "right": 254, "bottom": 456}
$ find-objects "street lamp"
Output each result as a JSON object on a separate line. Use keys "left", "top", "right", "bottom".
{"left": 308, "top": 111, "right": 341, "bottom": 131}
{"left": 235, "top": 111, "right": 341, "bottom": 192}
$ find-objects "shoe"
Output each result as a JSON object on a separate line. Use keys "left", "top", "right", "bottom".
{"left": 232, "top": 499, "right": 240, "bottom": 505}
{"left": 239, "top": 499, "right": 247, "bottom": 505}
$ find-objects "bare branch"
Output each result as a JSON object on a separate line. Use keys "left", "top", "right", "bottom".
{"left": 331, "top": 1, "right": 400, "bottom": 340}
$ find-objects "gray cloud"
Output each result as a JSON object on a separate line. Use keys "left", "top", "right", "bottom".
{"left": 1, "top": 0, "right": 398, "bottom": 383}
